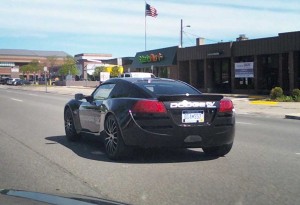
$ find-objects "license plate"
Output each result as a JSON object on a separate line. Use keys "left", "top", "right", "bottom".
{"left": 182, "top": 110, "right": 204, "bottom": 123}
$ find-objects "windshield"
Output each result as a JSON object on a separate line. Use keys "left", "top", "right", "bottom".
{"left": 1, "top": 1, "right": 300, "bottom": 205}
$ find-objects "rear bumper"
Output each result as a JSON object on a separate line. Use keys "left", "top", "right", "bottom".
{"left": 121, "top": 115, "right": 235, "bottom": 148}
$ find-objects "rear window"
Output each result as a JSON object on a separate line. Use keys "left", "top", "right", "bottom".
{"left": 136, "top": 80, "right": 201, "bottom": 96}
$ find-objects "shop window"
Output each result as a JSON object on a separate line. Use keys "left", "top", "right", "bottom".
{"left": 258, "top": 54, "right": 279, "bottom": 90}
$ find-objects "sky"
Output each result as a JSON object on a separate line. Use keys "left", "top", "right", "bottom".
{"left": 0, "top": 0, "right": 300, "bottom": 58}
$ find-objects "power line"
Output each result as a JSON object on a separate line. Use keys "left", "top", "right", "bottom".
{"left": 183, "top": 31, "right": 221, "bottom": 43}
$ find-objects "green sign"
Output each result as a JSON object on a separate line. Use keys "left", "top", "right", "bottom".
{"left": 139, "top": 53, "right": 164, "bottom": 64}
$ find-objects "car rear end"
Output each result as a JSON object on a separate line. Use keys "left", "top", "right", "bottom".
{"left": 121, "top": 79, "right": 235, "bottom": 150}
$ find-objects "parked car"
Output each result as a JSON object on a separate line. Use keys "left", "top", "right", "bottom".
{"left": 64, "top": 77, "right": 235, "bottom": 160}
{"left": 0, "top": 77, "right": 10, "bottom": 85}
{"left": 14, "top": 79, "right": 31, "bottom": 86}
{"left": 6, "top": 78, "right": 20, "bottom": 85}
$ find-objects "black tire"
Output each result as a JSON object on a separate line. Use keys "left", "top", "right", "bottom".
{"left": 104, "top": 115, "right": 127, "bottom": 160}
{"left": 202, "top": 143, "right": 233, "bottom": 156}
{"left": 64, "top": 108, "right": 81, "bottom": 141}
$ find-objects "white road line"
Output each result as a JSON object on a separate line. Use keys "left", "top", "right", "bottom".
{"left": 236, "top": 122, "right": 255, "bottom": 125}
{"left": 29, "top": 93, "right": 38, "bottom": 96}
{"left": 296, "top": 153, "right": 300, "bottom": 155}
{"left": 10, "top": 98, "right": 23, "bottom": 102}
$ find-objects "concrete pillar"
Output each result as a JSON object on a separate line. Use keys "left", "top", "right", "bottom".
{"left": 254, "top": 55, "right": 258, "bottom": 93}
{"left": 278, "top": 53, "right": 283, "bottom": 87}
{"left": 189, "top": 60, "right": 197, "bottom": 87}
{"left": 204, "top": 58, "right": 207, "bottom": 90}
{"left": 83, "top": 62, "right": 88, "bottom": 80}
{"left": 288, "top": 51, "right": 294, "bottom": 92}
{"left": 230, "top": 57, "right": 235, "bottom": 93}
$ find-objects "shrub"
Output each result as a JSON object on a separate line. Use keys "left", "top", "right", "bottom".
{"left": 270, "top": 87, "right": 283, "bottom": 100}
{"left": 275, "top": 95, "right": 293, "bottom": 102}
{"left": 294, "top": 96, "right": 300, "bottom": 102}
{"left": 292, "top": 88, "right": 300, "bottom": 98}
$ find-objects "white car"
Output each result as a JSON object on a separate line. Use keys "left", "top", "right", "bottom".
{"left": 119, "top": 72, "right": 156, "bottom": 78}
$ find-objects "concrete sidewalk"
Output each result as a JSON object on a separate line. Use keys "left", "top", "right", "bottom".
{"left": 2, "top": 85, "right": 300, "bottom": 120}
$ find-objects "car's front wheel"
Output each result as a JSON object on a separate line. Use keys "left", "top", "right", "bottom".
{"left": 104, "top": 115, "right": 127, "bottom": 160}
{"left": 202, "top": 143, "right": 233, "bottom": 156}
{"left": 64, "top": 108, "right": 81, "bottom": 141}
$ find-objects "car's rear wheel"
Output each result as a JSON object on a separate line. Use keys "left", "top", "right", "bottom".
{"left": 202, "top": 143, "right": 233, "bottom": 156}
{"left": 64, "top": 108, "right": 81, "bottom": 141}
{"left": 104, "top": 115, "right": 127, "bottom": 160}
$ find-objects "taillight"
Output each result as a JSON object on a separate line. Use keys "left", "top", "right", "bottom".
{"left": 219, "top": 99, "right": 234, "bottom": 113}
{"left": 131, "top": 100, "right": 167, "bottom": 113}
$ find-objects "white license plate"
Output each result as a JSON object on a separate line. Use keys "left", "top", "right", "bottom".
{"left": 182, "top": 110, "right": 204, "bottom": 123}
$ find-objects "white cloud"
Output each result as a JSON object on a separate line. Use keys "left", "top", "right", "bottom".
{"left": 0, "top": 0, "right": 299, "bottom": 56}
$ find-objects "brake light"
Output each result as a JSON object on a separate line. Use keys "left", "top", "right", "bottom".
{"left": 219, "top": 99, "right": 234, "bottom": 113}
{"left": 131, "top": 100, "right": 167, "bottom": 113}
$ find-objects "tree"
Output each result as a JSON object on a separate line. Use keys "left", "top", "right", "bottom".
{"left": 93, "top": 66, "right": 107, "bottom": 80}
{"left": 46, "top": 56, "right": 58, "bottom": 69}
{"left": 59, "top": 56, "right": 78, "bottom": 77}
{"left": 30, "top": 60, "right": 42, "bottom": 73}
{"left": 46, "top": 56, "right": 58, "bottom": 78}
{"left": 20, "top": 60, "right": 42, "bottom": 82}
{"left": 110, "top": 66, "right": 122, "bottom": 77}
{"left": 20, "top": 64, "right": 31, "bottom": 75}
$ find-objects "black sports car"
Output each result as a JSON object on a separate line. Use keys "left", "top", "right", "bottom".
{"left": 64, "top": 78, "right": 235, "bottom": 160}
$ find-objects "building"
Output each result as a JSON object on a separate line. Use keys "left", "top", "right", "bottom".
{"left": 177, "top": 31, "right": 300, "bottom": 94}
{"left": 74, "top": 53, "right": 113, "bottom": 80}
{"left": 0, "top": 49, "right": 69, "bottom": 79}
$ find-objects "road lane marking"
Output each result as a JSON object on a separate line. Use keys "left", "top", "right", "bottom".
{"left": 10, "top": 98, "right": 23, "bottom": 102}
{"left": 236, "top": 122, "right": 255, "bottom": 125}
{"left": 296, "top": 153, "right": 300, "bottom": 155}
{"left": 29, "top": 93, "right": 38, "bottom": 96}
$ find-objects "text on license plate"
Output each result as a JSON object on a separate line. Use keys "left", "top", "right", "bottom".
{"left": 182, "top": 110, "right": 204, "bottom": 123}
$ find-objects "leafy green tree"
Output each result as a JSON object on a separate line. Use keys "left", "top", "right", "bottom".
{"left": 20, "top": 64, "right": 31, "bottom": 74}
{"left": 20, "top": 60, "right": 42, "bottom": 82}
{"left": 30, "top": 60, "right": 42, "bottom": 73}
{"left": 59, "top": 56, "right": 78, "bottom": 77}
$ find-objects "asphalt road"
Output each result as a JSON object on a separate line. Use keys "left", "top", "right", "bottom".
{"left": 0, "top": 87, "right": 299, "bottom": 205}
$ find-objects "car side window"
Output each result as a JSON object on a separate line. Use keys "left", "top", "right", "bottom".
{"left": 109, "top": 83, "right": 131, "bottom": 98}
{"left": 93, "top": 84, "right": 115, "bottom": 100}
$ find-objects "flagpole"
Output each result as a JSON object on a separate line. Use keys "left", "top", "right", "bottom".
{"left": 145, "top": 1, "right": 147, "bottom": 51}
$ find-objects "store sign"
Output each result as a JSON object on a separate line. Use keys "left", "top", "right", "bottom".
{"left": 235, "top": 62, "right": 254, "bottom": 78}
{"left": 139, "top": 53, "right": 164, "bottom": 64}
{"left": 11, "top": 67, "right": 19, "bottom": 73}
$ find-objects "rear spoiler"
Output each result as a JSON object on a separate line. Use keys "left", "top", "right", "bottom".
{"left": 157, "top": 94, "right": 223, "bottom": 101}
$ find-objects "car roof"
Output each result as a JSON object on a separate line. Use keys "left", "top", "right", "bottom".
{"left": 105, "top": 77, "right": 177, "bottom": 84}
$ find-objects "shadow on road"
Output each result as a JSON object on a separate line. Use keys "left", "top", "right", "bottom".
{"left": 45, "top": 135, "right": 219, "bottom": 164}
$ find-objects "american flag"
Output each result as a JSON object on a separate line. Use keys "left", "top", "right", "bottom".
{"left": 145, "top": 3, "right": 158, "bottom": 17}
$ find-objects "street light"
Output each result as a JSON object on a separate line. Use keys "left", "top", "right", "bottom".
{"left": 180, "top": 19, "right": 191, "bottom": 48}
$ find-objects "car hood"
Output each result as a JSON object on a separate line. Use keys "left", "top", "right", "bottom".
{"left": 0, "top": 189, "right": 128, "bottom": 205}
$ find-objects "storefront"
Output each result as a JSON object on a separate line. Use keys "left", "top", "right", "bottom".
{"left": 130, "top": 46, "right": 178, "bottom": 78}
{"left": 177, "top": 31, "right": 300, "bottom": 94}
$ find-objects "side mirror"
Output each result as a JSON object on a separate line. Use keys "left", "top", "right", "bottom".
{"left": 85, "top": 95, "right": 94, "bottom": 103}
{"left": 75, "top": 93, "right": 84, "bottom": 101}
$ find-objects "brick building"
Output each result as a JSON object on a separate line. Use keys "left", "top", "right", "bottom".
{"left": 0, "top": 49, "right": 69, "bottom": 80}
